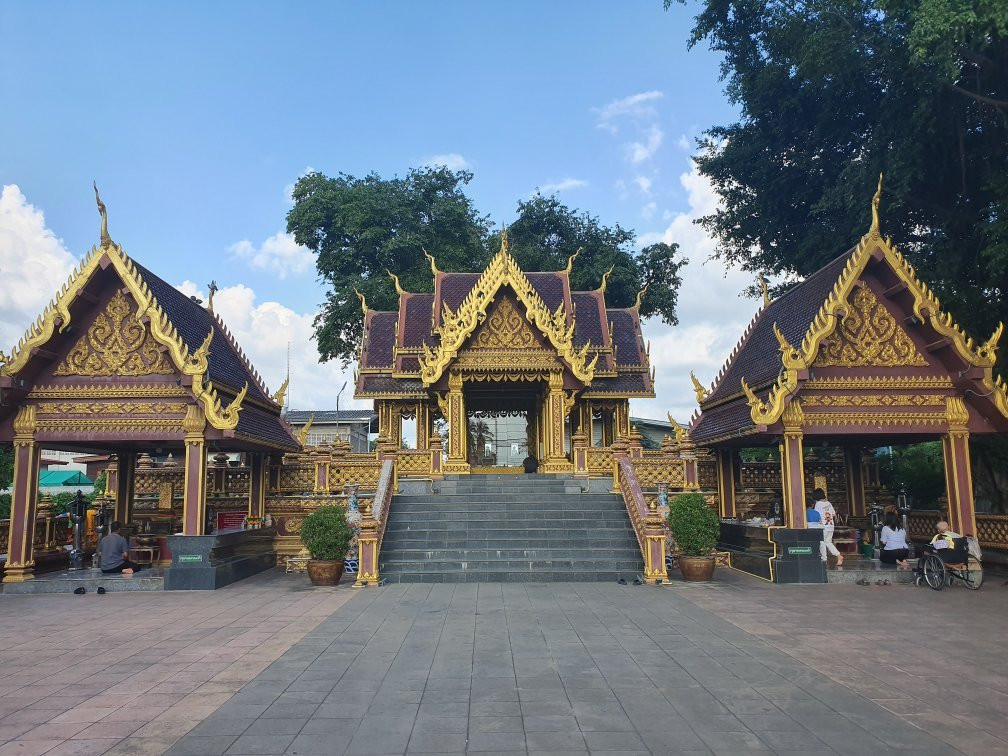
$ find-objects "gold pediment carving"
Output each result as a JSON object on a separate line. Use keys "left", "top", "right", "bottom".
{"left": 470, "top": 297, "right": 539, "bottom": 350}
{"left": 54, "top": 290, "right": 174, "bottom": 377}
{"left": 813, "top": 284, "right": 927, "bottom": 368}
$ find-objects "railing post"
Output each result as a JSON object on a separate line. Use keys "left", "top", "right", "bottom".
{"left": 428, "top": 433, "right": 443, "bottom": 478}
{"left": 611, "top": 438, "right": 629, "bottom": 493}
{"left": 354, "top": 459, "right": 393, "bottom": 587}
{"left": 571, "top": 431, "right": 589, "bottom": 477}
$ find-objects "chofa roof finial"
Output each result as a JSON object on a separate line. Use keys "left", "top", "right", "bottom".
{"left": 423, "top": 248, "right": 440, "bottom": 277}
{"left": 93, "top": 181, "right": 114, "bottom": 249}
{"left": 870, "top": 172, "right": 884, "bottom": 237}
{"left": 565, "top": 247, "right": 581, "bottom": 275}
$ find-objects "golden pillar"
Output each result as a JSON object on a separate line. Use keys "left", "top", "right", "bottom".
{"left": 375, "top": 401, "right": 401, "bottom": 456}
{"left": 182, "top": 405, "right": 208, "bottom": 535}
{"left": 416, "top": 401, "right": 430, "bottom": 450}
{"left": 444, "top": 372, "right": 470, "bottom": 473}
{"left": 3, "top": 406, "right": 40, "bottom": 583}
{"left": 615, "top": 400, "right": 631, "bottom": 439}
{"left": 540, "top": 371, "right": 569, "bottom": 473}
{"left": 943, "top": 397, "right": 977, "bottom": 537}
{"left": 778, "top": 399, "right": 805, "bottom": 529}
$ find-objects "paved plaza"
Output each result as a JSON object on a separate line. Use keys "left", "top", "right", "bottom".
{"left": 1, "top": 570, "right": 1006, "bottom": 755}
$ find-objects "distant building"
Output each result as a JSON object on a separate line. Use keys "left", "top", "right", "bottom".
{"left": 284, "top": 410, "right": 377, "bottom": 453}
{"left": 628, "top": 416, "right": 686, "bottom": 449}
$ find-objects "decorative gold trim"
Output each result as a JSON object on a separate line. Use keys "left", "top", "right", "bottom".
{"left": 804, "top": 376, "right": 953, "bottom": 390}
{"left": 272, "top": 377, "right": 289, "bottom": 406}
{"left": 801, "top": 394, "right": 946, "bottom": 407}
{"left": 946, "top": 396, "right": 970, "bottom": 428}
{"left": 36, "top": 418, "right": 184, "bottom": 432}
{"left": 296, "top": 414, "right": 314, "bottom": 446}
{"left": 418, "top": 232, "right": 597, "bottom": 386}
{"left": 805, "top": 411, "right": 947, "bottom": 427}
{"left": 690, "top": 372, "right": 708, "bottom": 403}
{"left": 36, "top": 401, "right": 187, "bottom": 415}
{"left": 28, "top": 384, "right": 191, "bottom": 399}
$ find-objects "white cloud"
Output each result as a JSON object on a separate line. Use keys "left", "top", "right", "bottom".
{"left": 535, "top": 178, "right": 588, "bottom": 195}
{"left": 630, "top": 164, "right": 758, "bottom": 425}
{"left": 628, "top": 125, "right": 664, "bottom": 164}
{"left": 177, "top": 280, "right": 367, "bottom": 413}
{"left": 677, "top": 134, "right": 691, "bottom": 152}
{"left": 423, "top": 153, "right": 471, "bottom": 171}
{"left": 641, "top": 202, "right": 657, "bottom": 220}
{"left": 0, "top": 185, "right": 77, "bottom": 352}
{"left": 595, "top": 91, "right": 664, "bottom": 131}
{"left": 284, "top": 165, "right": 315, "bottom": 206}
{"left": 633, "top": 176, "right": 652, "bottom": 195}
{"left": 229, "top": 231, "right": 314, "bottom": 279}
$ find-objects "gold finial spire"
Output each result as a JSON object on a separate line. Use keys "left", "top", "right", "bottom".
{"left": 870, "top": 172, "right": 883, "bottom": 237}
{"left": 499, "top": 227, "right": 510, "bottom": 256}
{"left": 207, "top": 280, "right": 218, "bottom": 313}
{"left": 423, "top": 248, "right": 440, "bottom": 277}
{"left": 565, "top": 247, "right": 581, "bottom": 275}
{"left": 599, "top": 265, "right": 614, "bottom": 293}
{"left": 757, "top": 274, "right": 771, "bottom": 308}
{"left": 690, "top": 371, "right": 708, "bottom": 403}
{"left": 386, "top": 269, "right": 405, "bottom": 296}
{"left": 93, "top": 181, "right": 114, "bottom": 249}
{"left": 633, "top": 283, "right": 648, "bottom": 310}
{"left": 296, "top": 414, "right": 314, "bottom": 446}
{"left": 354, "top": 288, "right": 368, "bottom": 315}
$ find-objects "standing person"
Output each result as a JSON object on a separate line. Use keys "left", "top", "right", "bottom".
{"left": 99, "top": 521, "right": 142, "bottom": 575}
{"left": 813, "top": 488, "right": 844, "bottom": 566}
{"left": 879, "top": 512, "right": 910, "bottom": 567}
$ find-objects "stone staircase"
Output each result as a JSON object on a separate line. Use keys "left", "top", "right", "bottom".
{"left": 379, "top": 474, "right": 644, "bottom": 582}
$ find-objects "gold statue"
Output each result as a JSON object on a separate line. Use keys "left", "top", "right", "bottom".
{"left": 93, "top": 181, "right": 114, "bottom": 249}
{"left": 689, "top": 371, "right": 708, "bottom": 403}
{"left": 272, "top": 376, "right": 289, "bottom": 406}
{"left": 296, "top": 414, "right": 314, "bottom": 446}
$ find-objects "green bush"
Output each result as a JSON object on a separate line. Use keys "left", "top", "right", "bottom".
{"left": 667, "top": 492, "right": 720, "bottom": 557}
{"left": 299, "top": 505, "right": 354, "bottom": 561}
{"left": 0, "top": 493, "right": 11, "bottom": 520}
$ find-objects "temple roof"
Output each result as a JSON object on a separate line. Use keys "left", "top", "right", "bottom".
{"left": 0, "top": 242, "right": 299, "bottom": 452}
{"left": 689, "top": 206, "right": 1008, "bottom": 445}
{"left": 355, "top": 238, "right": 653, "bottom": 399}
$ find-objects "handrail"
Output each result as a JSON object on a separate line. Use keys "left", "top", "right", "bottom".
{"left": 354, "top": 458, "right": 394, "bottom": 587}
{"left": 617, "top": 456, "right": 668, "bottom": 583}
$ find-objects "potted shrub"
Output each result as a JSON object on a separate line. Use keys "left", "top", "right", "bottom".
{"left": 667, "top": 492, "right": 720, "bottom": 581}
{"left": 300, "top": 505, "right": 354, "bottom": 586}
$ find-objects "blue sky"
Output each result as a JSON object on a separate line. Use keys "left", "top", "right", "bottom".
{"left": 1, "top": 2, "right": 759, "bottom": 421}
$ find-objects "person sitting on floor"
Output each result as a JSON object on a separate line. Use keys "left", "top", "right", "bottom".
{"left": 878, "top": 512, "right": 910, "bottom": 568}
{"left": 99, "top": 521, "right": 143, "bottom": 575}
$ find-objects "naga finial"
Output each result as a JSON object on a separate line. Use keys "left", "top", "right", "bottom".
{"left": 386, "top": 269, "right": 405, "bottom": 296}
{"left": 870, "top": 172, "right": 883, "bottom": 237}
{"left": 689, "top": 371, "right": 708, "bottom": 403}
{"left": 757, "top": 274, "right": 771, "bottom": 308}
{"left": 633, "top": 283, "right": 648, "bottom": 310}
{"left": 93, "top": 181, "right": 114, "bottom": 249}
{"left": 499, "top": 227, "right": 510, "bottom": 257}
{"left": 355, "top": 288, "right": 368, "bottom": 316}
{"left": 565, "top": 247, "right": 581, "bottom": 275}
{"left": 296, "top": 414, "right": 314, "bottom": 446}
{"left": 272, "top": 376, "right": 289, "bottom": 407}
{"left": 423, "top": 248, "right": 440, "bottom": 277}
{"left": 599, "top": 265, "right": 614, "bottom": 293}
{"left": 207, "top": 280, "right": 218, "bottom": 313}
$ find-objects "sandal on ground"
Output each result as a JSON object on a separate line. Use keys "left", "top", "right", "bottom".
{"left": 882, "top": 579, "right": 891, "bottom": 585}
{"left": 856, "top": 578, "right": 870, "bottom": 586}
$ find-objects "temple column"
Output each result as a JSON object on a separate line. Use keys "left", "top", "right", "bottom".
{"left": 615, "top": 400, "right": 631, "bottom": 440}
{"left": 444, "top": 372, "right": 470, "bottom": 474}
{"left": 106, "top": 452, "right": 136, "bottom": 523}
{"left": 415, "top": 401, "right": 430, "bottom": 450}
{"left": 943, "top": 397, "right": 977, "bottom": 536}
{"left": 843, "top": 446, "right": 866, "bottom": 518}
{"left": 3, "top": 406, "right": 41, "bottom": 583}
{"left": 182, "top": 405, "right": 208, "bottom": 535}
{"left": 248, "top": 452, "right": 267, "bottom": 519}
{"left": 715, "top": 448, "right": 739, "bottom": 519}
{"left": 375, "top": 401, "right": 400, "bottom": 457}
{"left": 601, "top": 407, "right": 614, "bottom": 447}
{"left": 540, "top": 371, "right": 569, "bottom": 473}
{"left": 778, "top": 400, "right": 806, "bottom": 529}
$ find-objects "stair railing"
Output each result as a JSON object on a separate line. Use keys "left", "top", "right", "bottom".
{"left": 354, "top": 458, "right": 394, "bottom": 587}
{"left": 617, "top": 456, "right": 669, "bottom": 583}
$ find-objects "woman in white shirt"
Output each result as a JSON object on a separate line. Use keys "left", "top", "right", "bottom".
{"left": 879, "top": 512, "right": 910, "bottom": 567}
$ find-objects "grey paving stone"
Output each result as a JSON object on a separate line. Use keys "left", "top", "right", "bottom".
{"left": 244, "top": 716, "right": 309, "bottom": 736}
{"left": 582, "top": 731, "right": 649, "bottom": 751}
{"left": 465, "top": 731, "right": 527, "bottom": 751}
{"left": 412, "top": 715, "right": 468, "bottom": 734}
{"left": 469, "top": 715, "right": 525, "bottom": 733}
{"left": 165, "top": 736, "right": 238, "bottom": 756}
{"left": 188, "top": 718, "right": 256, "bottom": 737}
{"left": 524, "top": 729, "right": 588, "bottom": 750}
{"left": 470, "top": 701, "right": 522, "bottom": 717}
{"left": 298, "top": 717, "right": 360, "bottom": 737}
{"left": 405, "top": 732, "right": 468, "bottom": 753}
{"left": 225, "top": 733, "right": 298, "bottom": 755}
{"left": 285, "top": 732, "right": 353, "bottom": 755}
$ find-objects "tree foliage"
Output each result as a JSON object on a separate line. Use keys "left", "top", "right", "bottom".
{"left": 670, "top": 0, "right": 1008, "bottom": 341}
{"left": 287, "top": 172, "right": 685, "bottom": 365}
{"left": 0, "top": 443, "right": 12, "bottom": 490}
{"left": 878, "top": 442, "right": 947, "bottom": 509}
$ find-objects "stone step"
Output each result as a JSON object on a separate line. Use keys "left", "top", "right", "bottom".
{"left": 381, "top": 547, "right": 642, "bottom": 559}
{"left": 379, "top": 557, "right": 646, "bottom": 572}
{"left": 382, "top": 538, "right": 639, "bottom": 550}
{"left": 379, "top": 571, "right": 634, "bottom": 583}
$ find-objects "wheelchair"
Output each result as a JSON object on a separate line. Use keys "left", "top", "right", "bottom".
{"left": 915, "top": 537, "right": 984, "bottom": 591}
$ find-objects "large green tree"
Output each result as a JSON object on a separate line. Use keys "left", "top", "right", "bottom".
{"left": 288, "top": 171, "right": 685, "bottom": 365}
{"left": 669, "top": 0, "right": 1008, "bottom": 340}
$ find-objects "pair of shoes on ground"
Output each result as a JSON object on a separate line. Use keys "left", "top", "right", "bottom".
{"left": 73, "top": 586, "right": 106, "bottom": 595}
{"left": 617, "top": 574, "right": 645, "bottom": 586}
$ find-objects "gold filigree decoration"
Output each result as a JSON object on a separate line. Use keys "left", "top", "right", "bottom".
{"left": 36, "top": 401, "right": 187, "bottom": 415}
{"left": 28, "top": 384, "right": 190, "bottom": 399}
{"left": 812, "top": 285, "right": 927, "bottom": 367}
{"left": 272, "top": 377, "right": 289, "bottom": 406}
{"left": 946, "top": 396, "right": 970, "bottom": 427}
{"left": 296, "top": 414, "right": 314, "bottom": 447}
{"left": 802, "top": 394, "right": 946, "bottom": 408}
{"left": 804, "top": 411, "right": 947, "bottom": 427}
{"left": 418, "top": 233, "right": 597, "bottom": 385}
{"left": 804, "top": 376, "right": 953, "bottom": 390}
{"left": 471, "top": 297, "right": 538, "bottom": 350}
{"left": 54, "top": 291, "right": 174, "bottom": 377}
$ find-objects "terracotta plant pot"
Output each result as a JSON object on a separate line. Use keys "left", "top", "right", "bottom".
{"left": 306, "top": 560, "right": 345, "bottom": 586}
{"left": 678, "top": 555, "right": 716, "bottom": 582}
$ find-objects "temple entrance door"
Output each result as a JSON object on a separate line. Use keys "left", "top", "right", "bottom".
{"left": 465, "top": 383, "right": 541, "bottom": 472}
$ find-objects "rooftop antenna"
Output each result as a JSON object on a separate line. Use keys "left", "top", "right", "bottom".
{"left": 286, "top": 341, "right": 291, "bottom": 410}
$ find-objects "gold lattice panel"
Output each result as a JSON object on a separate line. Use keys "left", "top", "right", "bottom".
{"left": 585, "top": 447, "right": 614, "bottom": 474}
{"left": 279, "top": 464, "right": 315, "bottom": 494}
{"left": 330, "top": 461, "right": 382, "bottom": 491}
{"left": 631, "top": 458, "right": 685, "bottom": 488}
{"left": 396, "top": 452, "right": 431, "bottom": 477}
{"left": 698, "top": 461, "right": 718, "bottom": 490}
{"left": 977, "top": 515, "right": 1008, "bottom": 549}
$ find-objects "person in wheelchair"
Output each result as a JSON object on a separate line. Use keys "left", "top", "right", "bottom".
{"left": 916, "top": 521, "right": 967, "bottom": 572}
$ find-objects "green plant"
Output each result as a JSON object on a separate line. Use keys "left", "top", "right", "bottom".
{"left": 667, "top": 492, "right": 720, "bottom": 557}
{"left": 0, "top": 493, "right": 11, "bottom": 520}
{"left": 299, "top": 505, "right": 354, "bottom": 561}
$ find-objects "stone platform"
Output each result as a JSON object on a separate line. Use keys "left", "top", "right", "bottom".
{"left": 1, "top": 567, "right": 165, "bottom": 594}
{"left": 826, "top": 559, "right": 917, "bottom": 584}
